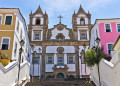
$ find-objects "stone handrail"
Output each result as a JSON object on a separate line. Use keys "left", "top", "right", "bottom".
{"left": 0, "top": 61, "right": 30, "bottom": 86}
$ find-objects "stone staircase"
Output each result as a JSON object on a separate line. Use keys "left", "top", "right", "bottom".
{"left": 25, "top": 77, "right": 95, "bottom": 86}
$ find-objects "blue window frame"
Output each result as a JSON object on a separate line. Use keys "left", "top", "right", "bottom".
{"left": 48, "top": 56, "right": 53, "bottom": 64}
{"left": 117, "top": 24, "right": 120, "bottom": 32}
{"left": 33, "top": 57, "right": 39, "bottom": 64}
{"left": 68, "top": 56, "right": 74, "bottom": 64}
{"left": 58, "top": 56, "right": 63, "bottom": 66}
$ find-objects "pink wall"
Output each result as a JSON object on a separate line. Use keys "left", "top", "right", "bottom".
{"left": 99, "top": 22, "right": 120, "bottom": 55}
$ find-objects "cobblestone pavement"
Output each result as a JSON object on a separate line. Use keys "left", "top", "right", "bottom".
{"left": 26, "top": 77, "right": 96, "bottom": 86}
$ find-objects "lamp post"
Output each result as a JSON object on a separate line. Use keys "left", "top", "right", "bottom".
{"left": 95, "top": 37, "right": 101, "bottom": 86}
{"left": 38, "top": 48, "right": 41, "bottom": 79}
{"left": 83, "top": 43, "right": 86, "bottom": 73}
{"left": 32, "top": 51, "right": 37, "bottom": 83}
{"left": 18, "top": 39, "right": 25, "bottom": 85}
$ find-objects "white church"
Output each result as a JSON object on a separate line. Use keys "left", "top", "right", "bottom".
{"left": 28, "top": 5, "right": 92, "bottom": 79}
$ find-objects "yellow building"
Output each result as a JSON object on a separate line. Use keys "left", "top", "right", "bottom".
{"left": 0, "top": 8, "right": 30, "bottom": 66}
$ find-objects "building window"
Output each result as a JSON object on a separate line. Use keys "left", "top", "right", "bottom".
{"left": 105, "top": 24, "right": 111, "bottom": 32}
{"left": 17, "top": 20, "right": 19, "bottom": 32}
{"left": 33, "top": 30, "right": 41, "bottom": 40}
{"left": 68, "top": 56, "right": 74, "bottom": 64}
{"left": 58, "top": 56, "right": 63, "bottom": 66}
{"left": 80, "top": 17, "right": 85, "bottom": 25}
{"left": 33, "top": 57, "right": 39, "bottom": 64}
{"left": 0, "top": 16, "right": 2, "bottom": 25}
{"left": 1, "top": 38, "right": 10, "bottom": 50}
{"left": 35, "top": 33, "right": 40, "bottom": 40}
{"left": 14, "top": 42, "right": 17, "bottom": 56}
{"left": 5, "top": 16, "right": 12, "bottom": 25}
{"left": 36, "top": 18, "right": 40, "bottom": 25}
{"left": 117, "top": 24, "right": 120, "bottom": 32}
{"left": 80, "top": 33, "right": 87, "bottom": 40}
{"left": 47, "top": 56, "right": 53, "bottom": 64}
{"left": 107, "top": 44, "right": 113, "bottom": 54}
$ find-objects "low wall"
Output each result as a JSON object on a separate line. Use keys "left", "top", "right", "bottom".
{"left": 90, "top": 59, "right": 120, "bottom": 86}
{"left": 0, "top": 61, "right": 30, "bottom": 86}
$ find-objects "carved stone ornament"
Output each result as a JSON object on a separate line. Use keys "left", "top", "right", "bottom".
{"left": 57, "top": 26, "right": 64, "bottom": 31}
{"left": 57, "top": 47, "right": 64, "bottom": 53}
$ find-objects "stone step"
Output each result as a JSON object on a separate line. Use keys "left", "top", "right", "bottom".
{"left": 26, "top": 78, "right": 95, "bottom": 86}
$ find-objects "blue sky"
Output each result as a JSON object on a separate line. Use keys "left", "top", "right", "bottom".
{"left": 0, "top": 0, "right": 120, "bottom": 28}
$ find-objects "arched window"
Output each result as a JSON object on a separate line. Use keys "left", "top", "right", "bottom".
{"left": 36, "top": 18, "right": 40, "bottom": 25}
{"left": 80, "top": 17, "right": 85, "bottom": 25}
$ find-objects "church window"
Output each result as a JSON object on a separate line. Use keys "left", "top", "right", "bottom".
{"left": 105, "top": 24, "right": 111, "bottom": 32}
{"left": 68, "top": 56, "right": 74, "bottom": 64}
{"left": 36, "top": 18, "right": 40, "bottom": 25}
{"left": 1, "top": 37, "right": 10, "bottom": 50}
{"left": 47, "top": 56, "right": 53, "bottom": 64}
{"left": 0, "top": 16, "right": 2, "bottom": 25}
{"left": 33, "top": 30, "right": 41, "bottom": 40}
{"left": 107, "top": 44, "right": 113, "bottom": 54}
{"left": 33, "top": 57, "right": 39, "bottom": 64}
{"left": 80, "top": 17, "right": 85, "bottom": 25}
{"left": 117, "top": 24, "right": 120, "bottom": 32}
{"left": 80, "top": 33, "right": 87, "bottom": 40}
{"left": 5, "top": 16, "right": 12, "bottom": 25}
{"left": 58, "top": 56, "right": 64, "bottom": 66}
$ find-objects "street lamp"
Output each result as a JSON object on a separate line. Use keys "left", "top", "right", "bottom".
{"left": 18, "top": 39, "right": 25, "bottom": 85}
{"left": 95, "top": 37, "right": 101, "bottom": 86}
{"left": 32, "top": 50, "right": 37, "bottom": 83}
{"left": 81, "top": 43, "right": 86, "bottom": 74}
{"left": 38, "top": 48, "right": 41, "bottom": 79}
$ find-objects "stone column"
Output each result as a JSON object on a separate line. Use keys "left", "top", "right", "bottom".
{"left": 41, "top": 45, "right": 46, "bottom": 79}
{"left": 75, "top": 46, "right": 80, "bottom": 78}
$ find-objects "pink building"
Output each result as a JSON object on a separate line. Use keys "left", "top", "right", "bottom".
{"left": 90, "top": 18, "right": 120, "bottom": 56}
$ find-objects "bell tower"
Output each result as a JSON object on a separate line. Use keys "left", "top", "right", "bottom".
{"left": 72, "top": 5, "right": 92, "bottom": 41}
{"left": 28, "top": 5, "right": 48, "bottom": 42}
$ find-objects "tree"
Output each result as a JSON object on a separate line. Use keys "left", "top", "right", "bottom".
{"left": 85, "top": 47, "right": 107, "bottom": 67}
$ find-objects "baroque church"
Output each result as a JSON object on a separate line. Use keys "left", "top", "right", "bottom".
{"left": 28, "top": 5, "right": 93, "bottom": 79}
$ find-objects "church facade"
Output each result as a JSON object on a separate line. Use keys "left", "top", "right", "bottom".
{"left": 28, "top": 5, "right": 93, "bottom": 79}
